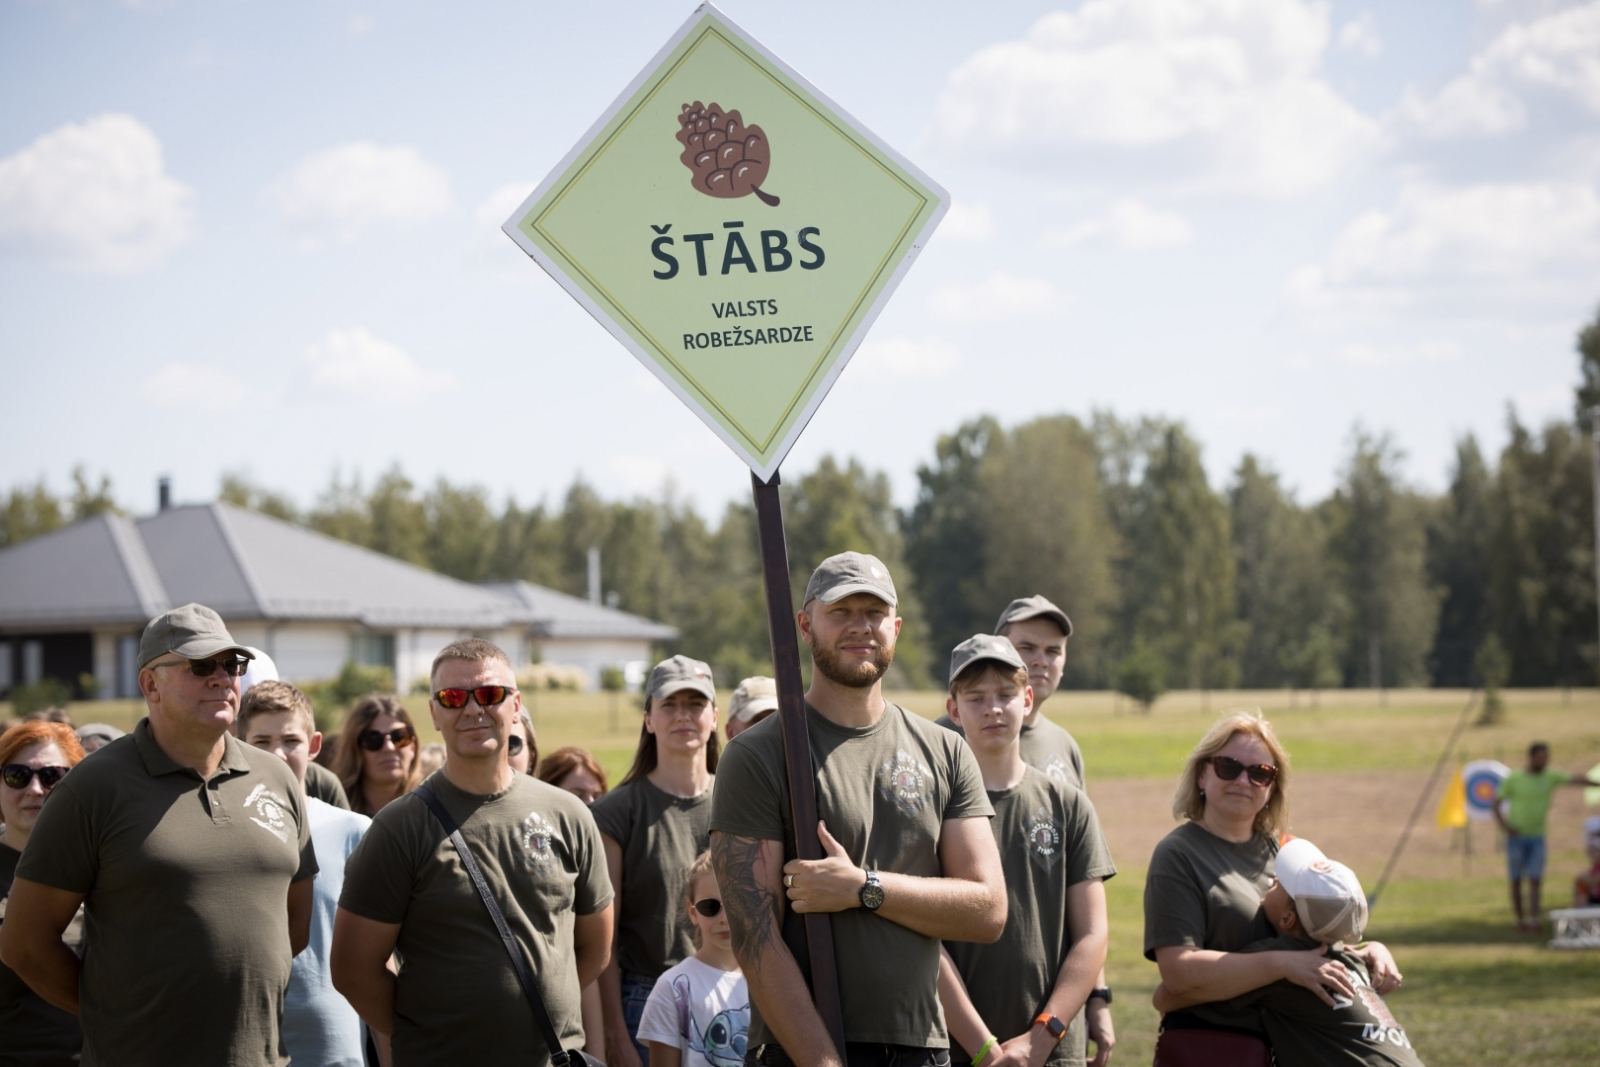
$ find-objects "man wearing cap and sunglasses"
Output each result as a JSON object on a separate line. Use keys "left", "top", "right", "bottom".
{"left": 710, "top": 552, "right": 1006, "bottom": 1067}
{"left": 332, "top": 637, "right": 614, "bottom": 1066}
{"left": 1, "top": 603, "right": 318, "bottom": 1067}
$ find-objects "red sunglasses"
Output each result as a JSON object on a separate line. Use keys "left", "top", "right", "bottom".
{"left": 433, "top": 686, "right": 516, "bottom": 710}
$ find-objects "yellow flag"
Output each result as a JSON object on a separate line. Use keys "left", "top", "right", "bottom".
{"left": 1437, "top": 766, "right": 1468, "bottom": 829}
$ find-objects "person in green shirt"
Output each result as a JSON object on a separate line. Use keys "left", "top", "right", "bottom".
{"left": 937, "top": 634, "right": 1114, "bottom": 1067}
{"left": 1494, "top": 742, "right": 1587, "bottom": 932}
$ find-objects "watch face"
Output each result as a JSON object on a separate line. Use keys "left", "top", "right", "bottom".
{"left": 860, "top": 881, "right": 885, "bottom": 910}
{"left": 1047, "top": 1018, "right": 1066, "bottom": 1039}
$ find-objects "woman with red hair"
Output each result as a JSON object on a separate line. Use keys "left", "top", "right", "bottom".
{"left": 1, "top": 719, "right": 86, "bottom": 1065}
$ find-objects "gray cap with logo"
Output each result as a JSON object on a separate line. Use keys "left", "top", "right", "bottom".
{"left": 646, "top": 654, "right": 717, "bottom": 704}
{"left": 948, "top": 633, "right": 1027, "bottom": 686}
{"left": 728, "top": 676, "right": 779, "bottom": 723}
{"left": 994, "top": 594, "right": 1073, "bottom": 639}
{"left": 802, "top": 551, "right": 897, "bottom": 608}
{"left": 137, "top": 603, "right": 254, "bottom": 669}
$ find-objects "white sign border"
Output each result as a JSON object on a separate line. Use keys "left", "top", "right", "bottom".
{"left": 502, "top": 2, "right": 949, "bottom": 482}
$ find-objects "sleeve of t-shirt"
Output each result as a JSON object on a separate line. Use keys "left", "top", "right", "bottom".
{"left": 589, "top": 785, "right": 633, "bottom": 846}
{"left": 1069, "top": 740, "right": 1086, "bottom": 786}
{"left": 338, "top": 818, "right": 416, "bottom": 924}
{"left": 635, "top": 967, "right": 689, "bottom": 1049}
{"left": 1143, "top": 841, "right": 1208, "bottom": 961}
{"left": 570, "top": 803, "right": 615, "bottom": 916}
{"left": 14, "top": 780, "right": 98, "bottom": 893}
{"left": 708, "top": 737, "right": 785, "bottom": 841}
{"left": 291, "top": 782, "right": 320, "bottom": 883}
{"left": 1061, "top": 788, "right": 1117, "bottom": 887}
{"left": 941, "top": 737, "right": 994, "bottom": 822}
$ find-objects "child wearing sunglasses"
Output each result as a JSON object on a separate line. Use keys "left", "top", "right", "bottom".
{"left": 635, "top": 851, "right": 749, "bottom": 1067}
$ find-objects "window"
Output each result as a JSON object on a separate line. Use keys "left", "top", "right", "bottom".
{"left": 117, "top": 636, "right": 139, "bottom": 698}
{"left": 351, "top": 632, "right": 396, "bottom": 671}
{"left": 0, "top": 643, "right": 11, "bottom": 691}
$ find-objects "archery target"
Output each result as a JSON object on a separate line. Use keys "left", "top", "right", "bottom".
{"left": 1462, "top": 760, "right": 1510, "bottom": 821}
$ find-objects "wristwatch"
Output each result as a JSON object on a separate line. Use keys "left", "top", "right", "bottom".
{"left": 1089, "top": 987, "right": 1113, "bottom": 1004}
{"left": 1033, "top": 1014, "right": 1066, "bottom": 1044}
{"left": 859, "top": 869, "right": 884, "bottom": 911}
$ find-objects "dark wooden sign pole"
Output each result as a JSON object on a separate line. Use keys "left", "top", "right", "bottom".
{"left": 750, "top": 469, "right": 847, "bottom": 1058}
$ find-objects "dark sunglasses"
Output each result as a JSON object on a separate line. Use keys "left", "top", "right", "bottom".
{"left": 2, "top": 764, "right": 70, "bottom": 790}
{"left": 692, "top": 898, "right": 723, "bottom": 918}
{"left": 508, "top": 734, "right": 525, "bottom": 756}
{"left": 433, "top": 686, "right": 516, "bottom": 710}
{"left": 150, "top": 654, "right": 250, "bottom": 678}
{"left": 1207, "top": 755, "right": 1278, "bottom": 787}
{"left": 358, "top": 727, "right": 416, "bottom": 752}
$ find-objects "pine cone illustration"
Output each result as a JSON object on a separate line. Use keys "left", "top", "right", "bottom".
{"left": 676, "top": 101, "right": 780, "bottom": 206}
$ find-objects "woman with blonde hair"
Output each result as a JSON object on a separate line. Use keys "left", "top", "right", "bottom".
{"left": 332, "top": 694, "right": 422, "bottom": 816}
{"left": 1144, "top": 709, "right": 1401, "bottom": 1059}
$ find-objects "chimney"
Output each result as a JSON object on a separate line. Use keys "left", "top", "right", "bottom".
{"left": 158, "top": 476, "right": 171, "bottom": 512}
{"left": 587, "top": 546, "right": 601, "bottom": 605}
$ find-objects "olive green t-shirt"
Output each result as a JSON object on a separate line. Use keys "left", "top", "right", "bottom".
{"left": 339, "top": 770, "right": 613, "bottom": 1066}
{"left": 1, "top": 842, "right": 83, "bottom": 1066}
{"left": 945, "top": 768, "right": 1116, "bottom": 1067}
{"left": 305, "top": 760, "right": 352, "bottom": 810}
{"left": 590, "top": 775, "right": 713, "bottom": 979}
{"left": 17, "top": 718, "right": 317, "bottom": 1067}
{"left": 1222, "top": 936, "right": 1427, "bottom": 1067}
{"left": 935, "top": 712, "right": 1085, "bottom": 790}
{"left": 711, "top": 702, "right": 993, "bottom": 1049}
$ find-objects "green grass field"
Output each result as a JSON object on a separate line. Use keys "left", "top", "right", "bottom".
{"left": 11, "top": 687, "right": 1598, "bottom": 1066}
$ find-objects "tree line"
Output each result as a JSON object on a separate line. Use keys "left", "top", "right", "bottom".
{"left": 6, "top": 312, "right": 1597, "bottom": 695}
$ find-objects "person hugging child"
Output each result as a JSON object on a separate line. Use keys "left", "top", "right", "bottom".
{"left": 635, "top": 851, "right": 749, "bottom": 1067}
{"left": 1155, "top": 837, "right": 1425, "bottom": 1067}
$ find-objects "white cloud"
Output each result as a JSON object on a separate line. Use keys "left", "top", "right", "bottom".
{"left": 849, "top": 336, "right": 961, "bottom": 379}
{"left": 1043, "top": 198, "right": 1194, "bottom": 249}
{"left": 937, "top": 201, "right": 996, "bottom": 242}
{"left": 270, "top": 142, "right": 451, "bottom": 246}
{"left": 0, "top": 114, "right": 193, "bottom": 272}
{"left": 303, "top": 327, "right": 457, "bottom": 405}
{"left": 929, "top": 273, "right": 1065, "bottom": 324}
{"left": 1337, "top": 13, "right": 1382, "bottom": 56}
{"left": 1286, "top": 178, "right": 1600, "bottom": 314}
{"left": 139, "top": 364, "right": 248, "bottom": 410}
{"left": 1332, "top": 340, "right": 1461, "bottom": 367}
{"left": 930, "top": 0, "right": 1381, "bottom": 197}
{"left": 1398, "top": 1, "right": 1600, "bottom": 138}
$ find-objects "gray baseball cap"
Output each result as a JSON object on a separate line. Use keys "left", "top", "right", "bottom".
{"left": 729, "top": 676, "right": 779, "bottom": 723}
{"left": 994, "top": 595, "right": 1073, "bottom": 639}
{"left": 948, "top": 633, "right": 1027, "bottom": 686}
{"left": 802, "top": 551, "right": 897, "bottom": 608}
{"left": 646, "top": 655, "right": 717, "bottom": 704}
{"left": 137, "top": 603, "right": 254, "bottom": 669}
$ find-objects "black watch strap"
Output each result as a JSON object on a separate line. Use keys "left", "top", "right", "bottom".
{"left": 1089, "top": 987, "right": 1113, "bottom": 1004}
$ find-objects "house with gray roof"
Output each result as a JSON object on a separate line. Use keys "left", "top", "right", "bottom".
{"left": 0, "top": 502, "right": 677, "bottom": 699}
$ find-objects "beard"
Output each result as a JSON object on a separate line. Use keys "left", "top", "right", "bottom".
{"left": 811, "top": 638, "right": 895, "bottom": 688}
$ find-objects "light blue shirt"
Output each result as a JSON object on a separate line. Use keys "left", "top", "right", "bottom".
{"left": 284, "top": 796, "right": 370, "bottom": 1067}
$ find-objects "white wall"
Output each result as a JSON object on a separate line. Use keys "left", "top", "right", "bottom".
{"left": 268, "top": 625, "right": 352, "bottom": 683}
{"left": 534, "top": 638, "right": 655, "bottom": 692}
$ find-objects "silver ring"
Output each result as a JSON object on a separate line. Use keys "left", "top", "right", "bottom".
{"left": 784, "top": 874, "right": 795, "bottom": 888}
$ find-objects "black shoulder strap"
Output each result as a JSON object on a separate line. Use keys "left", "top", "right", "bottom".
{"left": 413, "top": 785, "right": 572, "bottom": 1067}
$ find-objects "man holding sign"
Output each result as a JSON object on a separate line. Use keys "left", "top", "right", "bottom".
{"left": 710, "top": 552, "right": 1006, "bottom": 1067}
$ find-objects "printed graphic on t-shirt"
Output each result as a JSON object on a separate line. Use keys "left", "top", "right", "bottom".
{"left": 521, "top": 810, "right": 558, "bottom": 871}
{"left": 1024, "top": 806, "right": 1064, "bottom": 870}
{"left": 1354, "top": 984, "right": 1411, "bottom": 1049}
{"left": 1040, "top": 756, "right": 1071, "bottom": 785}
{"left": 879, "top": 749, "right": 934, "bottom": 816}
{"left": 667, "top": 973, "right": 750, "bottom": 1067}
{"left": 243, "top": 783, "right": 293, "bottom": 842}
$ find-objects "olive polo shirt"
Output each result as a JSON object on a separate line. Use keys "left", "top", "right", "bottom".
{"left": 17, "top": 718, "right": 318, "bottom": 1067}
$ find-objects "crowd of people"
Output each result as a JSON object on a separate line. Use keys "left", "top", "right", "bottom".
{"left": 2, "top": 547, "right": 1560, "bottom": 1067}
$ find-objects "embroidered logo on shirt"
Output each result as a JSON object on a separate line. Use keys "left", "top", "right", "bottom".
{"left": 1040, "top": 755, "right": 1071, "bottom": 785}
{"left": 243, "top": 783, "right": 292, "bottom": 842}
{"left": 1025, "top": 806, "right": 1064, "bottom": 870}
{"left": 521, "top": 810, "right": 559, "bottom": 871}
{"left": 879, "top": 748, "right": 933, "bottom": 816}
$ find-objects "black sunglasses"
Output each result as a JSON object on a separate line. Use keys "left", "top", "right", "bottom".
{"left": 1207, "top": 755, "right": 1278, "bottom": 787}
{"left": 508, "top": 734, "right": 525, "bottom": 756}
{"left": 692, "top": 897, "right": 723, "bottom": 918}
{"left": 150, "top": 654, "right": 250, "bottom": 678}
{"left": 358, "top": 727, "right": 416, "bottom": 752}
{"left": 433, "top": 686, "right": 515, "bottom": 710}
{"left": 2, "top": 764, "right": 71, "bottom": 790}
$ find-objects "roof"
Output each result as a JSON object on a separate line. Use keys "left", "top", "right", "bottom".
{"left": 0, "top": 503, "right": 676, "bottom": 640}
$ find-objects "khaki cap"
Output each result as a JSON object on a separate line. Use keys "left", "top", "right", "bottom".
{"left": 646, "top": 655, "right": 717, "bottom": 704}
{"left": 802, "top": 551, "right": 897, "bottom": 608}
{"left": 948, "top": 633, "right": 1027, "bottom": 687}
{"left": 729, "top": 676, "right": 779, "bottom": 723}
{"left": 1276, "top": 838, "right": 1368, "bottom": 945}
{"left": 994, "top": 595, "right": 1073, "bottom": 639}
{"left": 137, "top": 603, "right": 254, "bottom": 669}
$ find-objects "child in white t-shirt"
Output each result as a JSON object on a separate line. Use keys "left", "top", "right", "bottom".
{"left": 636, "top": 851, "right": 749, "bottom": 1067}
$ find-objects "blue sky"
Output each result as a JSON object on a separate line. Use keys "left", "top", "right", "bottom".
{"left": 2, "top": 0, "right": 1596, "bottom": 518}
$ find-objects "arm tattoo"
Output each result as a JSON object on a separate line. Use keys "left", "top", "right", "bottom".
{"left": 711, "top": 832, "right": 782, "bottom": 981}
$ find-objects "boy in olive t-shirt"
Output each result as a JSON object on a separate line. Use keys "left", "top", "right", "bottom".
{"left": 938, "top": 634, "right": 1114, "bottom": 1067}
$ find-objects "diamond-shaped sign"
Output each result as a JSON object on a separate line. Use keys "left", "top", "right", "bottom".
{"left": 503, "top": 2, "right": 948, "bottom": 479}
